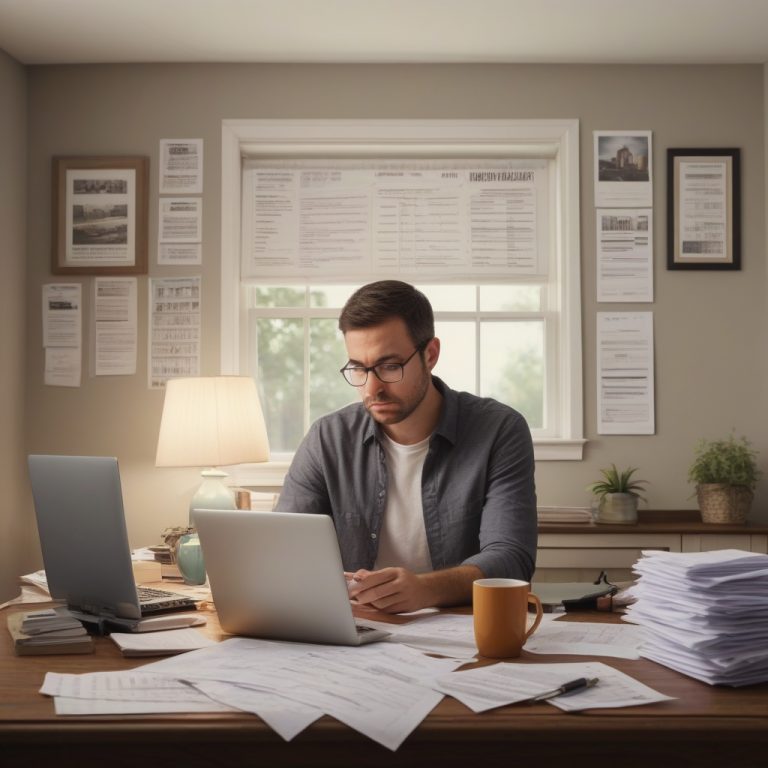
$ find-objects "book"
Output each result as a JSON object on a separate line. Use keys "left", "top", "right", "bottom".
{"left": 537, "top": 506, "right": 594, "bottom": 524}
{"left": 7, "top": 610, "right": 94, "bottom": 656}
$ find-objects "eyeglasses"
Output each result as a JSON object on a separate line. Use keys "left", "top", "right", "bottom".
{"left": 340, "top": 345, "right": 426, "bottom": 387}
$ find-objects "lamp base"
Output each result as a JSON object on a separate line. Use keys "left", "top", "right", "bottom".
{"left": 189, "top": 468, "right": 235, "bottom": 525}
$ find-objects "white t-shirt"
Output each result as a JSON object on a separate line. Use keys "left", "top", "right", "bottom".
{"left": 373, "top": 433, "right": 433, "bottom": 574}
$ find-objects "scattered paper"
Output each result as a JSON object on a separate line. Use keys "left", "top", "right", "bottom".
{"left": 524, "top": 619, "right": 643, "bottom": 659}
{"left": 432, "top": 661, "right": 674, "bottom": 713}
{"left": 110, "top": 627, "right": 216, "bottom": 656}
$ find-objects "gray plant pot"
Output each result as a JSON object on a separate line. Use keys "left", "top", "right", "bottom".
{"left": 596, "top": 492, "right": 638, "bottom": 524}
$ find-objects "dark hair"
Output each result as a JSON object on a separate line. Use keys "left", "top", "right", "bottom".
{"left": 339, "top": 281, "right": 434, "bottom": 347}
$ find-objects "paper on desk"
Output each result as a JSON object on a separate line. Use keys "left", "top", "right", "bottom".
{"left": 364, "top": 613, "right": 479, "bottom": 660}
{"left": 54, "top": 696, "right": 236, "bottom": 715}
{"left": 187, "top": 680, "right": 322, "bottom": 741}
{"left": 433, "top": 661, "right": 674, "bottom": 713}
{"left": 110, "top": 627, "right": 217, "bottom": 656}
{"left": 142, "top": 636, "right": 461, "bottom": 751}
{"left": 523, "top": 619, "right": 643, "bottom": 659}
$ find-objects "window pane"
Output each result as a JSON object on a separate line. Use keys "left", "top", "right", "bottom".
{"left": 309, "top": 285, "right": 358, "bottom": 309}
{"left": 480, "top": 284, "right": 542, "bottom": 311}
{"left": 252, "top": 317, "right": 304, "bottom": 453}
{"left": 418, "top": 284, "right": 476, "bottom": 312}
{"left": 310, "top": 319, "right": 357, "bottom": 425}
{"left": 433, "top": 321, "right": 476, "bottom": 394}
{"left": 480, "top": 321, "right": 544, "bottom": 429}
{"left": 250, "top": 285, "right": 305, "bottom": 308}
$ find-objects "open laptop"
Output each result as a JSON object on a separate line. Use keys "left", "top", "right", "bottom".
{"left": 27, "top": 455, "right": 196, "bottom": 621}
{"left": 195, "top": 509, "right": 390, "bottom": 646}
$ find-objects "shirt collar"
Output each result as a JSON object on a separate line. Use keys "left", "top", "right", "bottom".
{"left": 361, "top": 375, "right": 457, "bottom": 446}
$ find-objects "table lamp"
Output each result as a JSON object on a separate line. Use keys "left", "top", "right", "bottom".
{"left": 155, "top": 376, "right": 270, "bottom": 523}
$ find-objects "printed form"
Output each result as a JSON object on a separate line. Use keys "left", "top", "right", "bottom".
{"left": 597, "top": 312, "right": 655, "bottom": 434}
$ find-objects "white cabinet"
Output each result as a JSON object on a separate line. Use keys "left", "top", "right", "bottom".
{"left": 534, "top": 518, "right": 768, "bottom": 582}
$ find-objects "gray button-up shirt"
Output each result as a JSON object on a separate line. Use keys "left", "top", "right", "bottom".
{"left": 277, "top": 377, "right": 537, "bottom": 580}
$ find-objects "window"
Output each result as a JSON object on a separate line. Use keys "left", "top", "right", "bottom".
{"left": 221, "top": 120, "right": 584, "bottom": 484}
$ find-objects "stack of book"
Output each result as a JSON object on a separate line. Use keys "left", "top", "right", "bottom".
{"left": 7, "top": 607, "right": 93, "bottom": 655}
{"left": 623, "top": 549, "right": 768, "bottom": 686}
{"left": 537, "top": 506, "right": 593, "bottom": 524}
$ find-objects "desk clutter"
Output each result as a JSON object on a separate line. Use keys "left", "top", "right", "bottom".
{"left": 7, "top": 608, "right": 93, "bottom": 655}
{"left": 624, "top": 549, "right": 768, "bottom": 686}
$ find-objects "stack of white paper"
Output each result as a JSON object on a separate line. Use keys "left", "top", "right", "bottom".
{"left": 623, "top": 549, "right": 768, "bottom": 686}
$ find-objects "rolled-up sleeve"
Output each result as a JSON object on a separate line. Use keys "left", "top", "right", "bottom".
{"left": 460, "top": 412, "right": 537, "bottom": 580}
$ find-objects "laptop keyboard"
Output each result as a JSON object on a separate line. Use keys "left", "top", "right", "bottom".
{"left": 138, "top": 586, "right": 180, "bottom": 601}
{"left": 137, "top": 586, "right": 195, "bottom": 614}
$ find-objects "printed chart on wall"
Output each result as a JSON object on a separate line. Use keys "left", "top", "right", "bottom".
{"left": 42, "top": 283, "right": 82, "bottom": 387}
{"left": 597, "top": 312, "right": 655, "bottom": 435}
{"left": 148, "top": 276, "right": 201, "bottom": 388}
{"left": 596, "top": 209, "right": 653, "bottom": 302}
{"left": 158, "top": 198, "right": 203, "bottom": 266}
{"left": 241, "top": 159, "right": 550, "bottom": 280}
{"left": 94, "top": 277, "right": 137, "bottom": 376}
{"left": 159, "top": 139, "right": 203, "bottom": 195}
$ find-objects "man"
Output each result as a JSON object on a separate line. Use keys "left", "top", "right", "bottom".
{"left": 277, "top": 280, "right": 537, "bottom": 613}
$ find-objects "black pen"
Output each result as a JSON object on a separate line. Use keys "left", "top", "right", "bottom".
{"left": 527, "top": 676, "right": 599, "bottom": 703}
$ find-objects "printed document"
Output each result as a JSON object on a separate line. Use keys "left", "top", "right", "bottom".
{"left": 94, "top": 277, "right": 137, "bottom": 376}
{"left": 597, "top": 311, "right": 655, "bottom": 434}
{"left": 432, "top": 661, "right": 674, "bottom": 713}
{"left": 596, "top": 209, "right": 653, "bottom": 302}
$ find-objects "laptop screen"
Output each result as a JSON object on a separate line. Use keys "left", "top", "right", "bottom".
{"left": 28, "top": 455, "right": 144, "bottom": 620}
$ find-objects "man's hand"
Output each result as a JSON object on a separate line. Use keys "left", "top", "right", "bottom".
{"left": 346, "top": 564, "right": 483, "bottom": 614}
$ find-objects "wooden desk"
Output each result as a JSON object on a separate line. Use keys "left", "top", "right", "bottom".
{"left": 1, "top": 605, "right": 767, "bottom": 768}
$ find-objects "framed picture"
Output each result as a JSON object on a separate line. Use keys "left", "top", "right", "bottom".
{"left": 52, "top": 156, "right": 149, "bottom": 275}
{"left": 667, "top": 148, "right": 740, "bottom": 270}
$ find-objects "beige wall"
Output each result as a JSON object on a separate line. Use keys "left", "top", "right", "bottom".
{"left": 21, "top": 63, "right": 768, "bottom": 558}
{"left": 0, "top": 50, "right": 31, "bottom": 601}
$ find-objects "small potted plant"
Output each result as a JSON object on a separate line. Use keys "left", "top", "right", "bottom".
{"left": 688, "top": 435, "right": 760, "bottom": 524}
{"left": 588, "top": 464, "right": 647, "bottom": 524}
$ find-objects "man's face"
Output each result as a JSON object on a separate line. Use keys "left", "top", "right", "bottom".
{"left": 343, "top": 317, "right": 436, "bottom": 427}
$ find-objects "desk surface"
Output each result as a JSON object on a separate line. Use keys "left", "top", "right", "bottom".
{"left": 1, "top": 605, "right": 767, "bottom": 768}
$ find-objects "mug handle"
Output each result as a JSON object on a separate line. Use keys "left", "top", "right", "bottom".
{"left": 525, "top": 592, "right": 543, "bottom": 639}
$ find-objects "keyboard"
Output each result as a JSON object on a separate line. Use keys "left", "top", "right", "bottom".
{"left": 138, "top": 586, "right": 196, "bottom": 614}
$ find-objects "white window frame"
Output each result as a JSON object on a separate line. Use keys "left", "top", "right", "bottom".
{"left": 221, "top": 120, "right": 585, "bottom": 485}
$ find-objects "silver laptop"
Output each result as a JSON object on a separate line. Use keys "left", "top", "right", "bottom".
{"left": 28, "top": 455, "right": 195, "bottom": 621}
{"left": 195, "top": 509, "right": 390, "bottom": 646}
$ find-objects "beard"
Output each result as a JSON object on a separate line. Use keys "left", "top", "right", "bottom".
{"left": 363, "top": 369, "right": 430, "bottom": 426}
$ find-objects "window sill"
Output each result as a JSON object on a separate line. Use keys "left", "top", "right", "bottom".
{"left": 226, "top": 439, "right": 586, "bottom": 488}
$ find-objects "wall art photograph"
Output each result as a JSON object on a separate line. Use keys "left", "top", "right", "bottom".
{"left": 52, "top": 156, "right": 148, "bottom": 275}
{"left": 593, "top": 130, "right": 653, "bottom": 208}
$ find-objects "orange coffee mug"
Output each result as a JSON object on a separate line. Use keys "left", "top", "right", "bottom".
{"left": 473, "top": 578, "right": 543, "bottom": 659}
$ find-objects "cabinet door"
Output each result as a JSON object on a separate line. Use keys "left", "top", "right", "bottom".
{"left": 535, "top": 533, "right": 681, "bottom": 582}
{"left": 682, "top": 534, "right": 767, "bottom": 553}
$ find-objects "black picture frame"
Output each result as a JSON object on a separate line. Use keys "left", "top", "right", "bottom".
{"left": 667, "top": 148, "right": 740, "bottom": 271}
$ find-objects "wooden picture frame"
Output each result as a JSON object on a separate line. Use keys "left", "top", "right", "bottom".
{"left": 667, "top": 148, "right": 740, "bottom": 270}
{"left": 52, "top": 156, "right": 149, "bottom": 275}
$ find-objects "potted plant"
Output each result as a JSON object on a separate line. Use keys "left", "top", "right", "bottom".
{"left": 688, "top": 435, "right": 760, "bottom": 524}
{"left": 588, "top": 464, "right": 647, "bottom": 524}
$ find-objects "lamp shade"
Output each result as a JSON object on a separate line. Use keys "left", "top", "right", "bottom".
{"left": 155, "top": 376, "right": 269, "bottom": 467}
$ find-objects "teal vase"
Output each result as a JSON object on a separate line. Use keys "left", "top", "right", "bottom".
{"left": 176, "top": 533, "right": 206, "bottom": 585}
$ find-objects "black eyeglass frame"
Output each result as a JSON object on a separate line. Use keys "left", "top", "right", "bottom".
{"left": 339, "top": 342, "right": 428, "bottom": 387}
